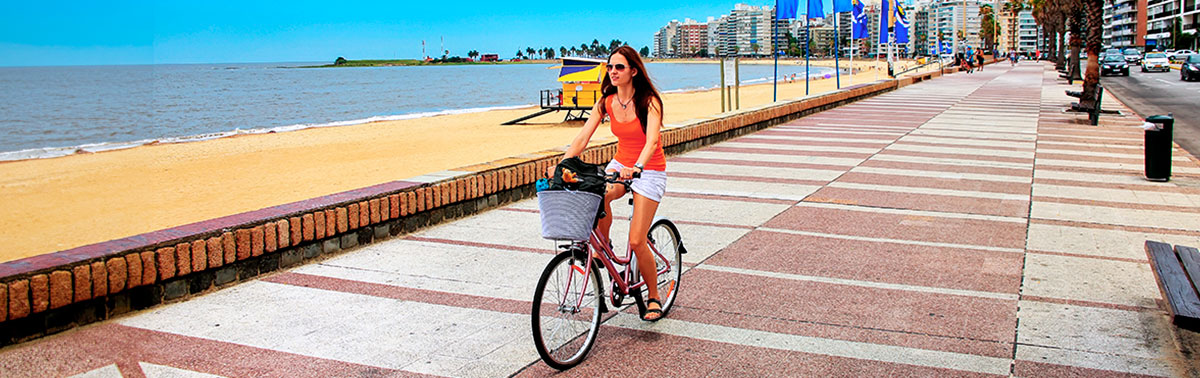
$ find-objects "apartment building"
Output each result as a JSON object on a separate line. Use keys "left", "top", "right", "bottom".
{"left": 1102, "top": 0, "right": 1147, "bottom": 48}
{"left": 678, "top": 19, "right": 709, "bottom": 57}
{"left": 1146, "top": 0, "right": 1200, "bottom": 49}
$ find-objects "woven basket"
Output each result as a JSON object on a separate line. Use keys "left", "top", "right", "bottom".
{"left": 537, "top": 190, "right": 602, "bottom": 241}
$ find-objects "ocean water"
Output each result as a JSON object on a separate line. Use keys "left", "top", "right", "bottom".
{"left": 0, "top": 62, "right": 837, "bottom": 160}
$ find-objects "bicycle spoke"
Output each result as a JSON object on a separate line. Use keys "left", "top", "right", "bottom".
{"left": 534, "top": 249, "right": 604, "bottom": 369}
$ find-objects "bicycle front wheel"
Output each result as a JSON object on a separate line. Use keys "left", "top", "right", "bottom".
{"left": 531, "top": 250, "right": 603, "bottom": 370}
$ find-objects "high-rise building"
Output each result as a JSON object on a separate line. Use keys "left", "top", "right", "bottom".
{"left": 676, "top": 19, "right": 709, "bottom": 57}
{"left": 1017, "top": 10, "right": 1040, "bottom": 52}
{"left": 1102, "top": 0, "right": 1147, "bottom": 48}
{"left": 811, "top": 26, "right": 839, "bottom": 55}
{"left": 916, "top": 6, "right": 933, "bottom": 55}
{"left": 707, "top": 16, "right": 728, "bottom": 56}
{"left": 1144, "top": 0, "right": 1198, "bottom": 49}
{"left": 652, "top": 20, "right": 680, "bottom": 57}
{"left": 930, "top": 0, "right": 985, "bottom": 55}
{"left": 727, "top": 3, "right": 781, "bottom": 57}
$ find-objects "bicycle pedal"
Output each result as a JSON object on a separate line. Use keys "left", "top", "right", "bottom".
{"left": 610, "top": 292, "right": 624, "bottom": 308}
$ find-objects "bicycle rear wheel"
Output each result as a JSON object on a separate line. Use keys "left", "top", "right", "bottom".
{"left": 531, "top": 250, "right": 603, "bottom": 370}
{"left": 633, "top": 219, "right": 683, "bottom": 317}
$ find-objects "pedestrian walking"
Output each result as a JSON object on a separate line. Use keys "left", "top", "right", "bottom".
{"left": 975, "top": 51, "right": 985, "bottom": 71}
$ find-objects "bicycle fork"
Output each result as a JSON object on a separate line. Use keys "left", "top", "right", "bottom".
{"left": 566, "top": 244, "right": 611, "bottom": 314}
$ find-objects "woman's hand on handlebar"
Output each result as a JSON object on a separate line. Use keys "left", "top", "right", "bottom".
{"left": 617, "top": 166, "right": 641, "bottom": 180}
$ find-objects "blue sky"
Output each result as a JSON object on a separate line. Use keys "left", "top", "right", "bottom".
{"left": 0, "top": 1, "right": 821, "bottom": 66}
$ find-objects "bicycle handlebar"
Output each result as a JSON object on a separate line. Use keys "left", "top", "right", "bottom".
{"left": 604, "top": 170, "right": 640, "bottom": 184}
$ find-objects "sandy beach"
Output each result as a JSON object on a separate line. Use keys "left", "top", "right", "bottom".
{"left": 0, "top": 60, "right": 922, "bottom": 262}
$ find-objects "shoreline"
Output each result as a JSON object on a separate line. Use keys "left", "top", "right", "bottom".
{"left": 0, "top": 60, "right": 901, "bottom": 163}
{"left": 0, "top": 62, "right": 929, "bottom": 262}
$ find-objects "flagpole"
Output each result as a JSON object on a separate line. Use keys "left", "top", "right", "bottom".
{"left": 834, "top": 12, "right": 841, "bottom": 89}
{"left": 805, "top": 14, "right": 810, "bottom": 96}
{"left": 773, "top": 0, "right": 779, "bottom": 102}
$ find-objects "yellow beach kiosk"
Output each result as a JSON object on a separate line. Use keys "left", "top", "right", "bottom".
{"left": 502, "top": 57, "right": 606, "bottom": 125}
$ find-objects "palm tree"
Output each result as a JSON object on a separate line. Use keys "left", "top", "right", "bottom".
{"left": 979, "top": 5, "right": 996, "bottom": 52}
{"left": 560, "top": 46, "right": 568, "bottom": 58}
{"left": 546, "top": 48, "right": 555, "bottom": 59}
{"left": 1033, "top": 0, "right": 1084, "bottom": 78}
{"left": 526, "top": 47, "right": 536, "bottom": 59}
{"left": 580, "top": 43, "right": 589, "bottom": 57}
{"left": 1079, "top": 0, "right": 1103, "bottom": 110}
{"left": 609, "top": 39, "right": 623, "bottom": 53}
{"left": 1029, "top": 0, "right": 1066, "bottom": 68}
{"left": 591, "top": 39, "right": 602, "bottom": 56}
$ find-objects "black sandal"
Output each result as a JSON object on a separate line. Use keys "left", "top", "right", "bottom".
{"left": 642, "top": 298, "right": 663, "bottom": 322}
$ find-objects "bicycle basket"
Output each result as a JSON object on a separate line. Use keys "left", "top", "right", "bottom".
{"left": 537, "top": 190, "right": 602, "bottom": 241}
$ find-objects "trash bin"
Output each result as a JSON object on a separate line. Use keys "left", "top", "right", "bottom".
{"left": 1144, "top": 114, "right": 1174, "bottom": 182}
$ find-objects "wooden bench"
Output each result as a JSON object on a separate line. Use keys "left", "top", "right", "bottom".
{"left": 1145, "top": 241, "right": 1200, "bottom": 330}
{"left": 1067, "top": 84, "right": 1105, "bottom": 126}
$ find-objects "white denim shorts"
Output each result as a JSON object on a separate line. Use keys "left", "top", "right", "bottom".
{"left": 605, "top": 160, "right": 667, "bottom": 203}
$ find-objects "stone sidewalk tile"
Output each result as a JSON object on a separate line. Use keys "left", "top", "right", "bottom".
{"left": 1021, "top": 252, "right": 1160, "bottom": 308}
{"left": 1015, "top": 300, "right": 1182, "bottom": 377}
{"left": 1025, "top": 221, "right": 1200, "bottom": 261}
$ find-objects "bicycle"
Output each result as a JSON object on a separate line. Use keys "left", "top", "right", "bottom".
{"left": 530, "top": 172, "right": 687, "bottom": 370}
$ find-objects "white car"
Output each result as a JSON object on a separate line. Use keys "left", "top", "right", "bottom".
{"left": 1170, "top": 50, "right": 1195, "bottom": 61}
{"left": 1141, "top": 52, "right": 1170, "bottom": 72}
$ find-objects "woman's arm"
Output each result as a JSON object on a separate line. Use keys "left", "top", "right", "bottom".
{"left": 562, "top": 99, "right": 605, "bottom": 160}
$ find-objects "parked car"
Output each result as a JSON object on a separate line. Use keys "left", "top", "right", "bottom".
{"left": 1170, "top": 50, "right": 1195, "bottom": 62}
{"left": 1123, "top": 48, "right": 1143, "bottom": 64}
{"left": 1101, "top": 54, "right": 1130, "bottom": 76}
{"left": 1182, "top": 54, "right": 1200, "bottom": 81}
{"left": 1142, "top": 52, "right": 1170, "bottom": 72}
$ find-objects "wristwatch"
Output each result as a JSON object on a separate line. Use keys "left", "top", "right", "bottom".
{"left": 633, "top": 163, "right": 644, "bottom": 171}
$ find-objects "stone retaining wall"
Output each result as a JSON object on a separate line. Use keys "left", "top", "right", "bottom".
{"left": 0, "top": 70, "right": 944, "bottom": 346}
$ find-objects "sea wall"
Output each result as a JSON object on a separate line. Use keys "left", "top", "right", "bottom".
{"left": 0, "top": 69, "right": 946, "bottom": 346}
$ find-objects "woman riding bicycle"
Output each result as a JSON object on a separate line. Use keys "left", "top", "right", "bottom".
{"left": 549, "top": 45, "right": 668, "bottom": 321}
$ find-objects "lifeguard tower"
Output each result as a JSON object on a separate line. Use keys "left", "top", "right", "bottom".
{"left": 502, "top": 57, "right": 606, "bottom": 125}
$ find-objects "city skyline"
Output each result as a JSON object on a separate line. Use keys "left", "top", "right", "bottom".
{"left": 0, "top": 1, "right": 775, "bottom": 67}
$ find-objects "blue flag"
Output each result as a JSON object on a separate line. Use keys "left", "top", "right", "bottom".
{"left": 879, "top": 0, "right": 909, "bottom": 44}
{"left": 893, "top": 0, "right": 910, "bottom": 44}
{"left": 777, "top": 0, "right": 799, "bottom": 19}
{"left": 833, "top": 0, "right": 852, "bottom": 13}
{"left": 851, "top": 0, "right": 868, "bottom": 39}
{"left": 879, "top": 0, "right": 891, "bottom": 43}
{"left": 807, "top": 0, "right": 825, "bottom": 18}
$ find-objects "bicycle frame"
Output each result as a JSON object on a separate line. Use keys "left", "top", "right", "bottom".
{"left": 561, "top": 226, "right": 672, "bottom": 310}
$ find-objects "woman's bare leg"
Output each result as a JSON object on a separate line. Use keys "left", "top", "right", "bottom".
{"left": 597, "top": 180, "right": 625, "bottom": 246}
{"left": 628, "top": 192, "right": 661, "bottom": 319}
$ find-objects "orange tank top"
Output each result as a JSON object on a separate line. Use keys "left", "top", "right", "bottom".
{"left": 607, "top": 96, "right": 667, "bottom": 171}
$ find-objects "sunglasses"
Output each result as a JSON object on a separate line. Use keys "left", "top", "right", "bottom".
{"left": 606, "top": 64, "right": 628, "bottom": 71}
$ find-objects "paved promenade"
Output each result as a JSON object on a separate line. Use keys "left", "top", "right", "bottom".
{"left": 4, "top": 62, "right": 1200, "bottom": 377}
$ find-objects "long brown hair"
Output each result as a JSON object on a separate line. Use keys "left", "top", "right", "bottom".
{"left": 598, "top": 46, "right": 662, "bottom": 132}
